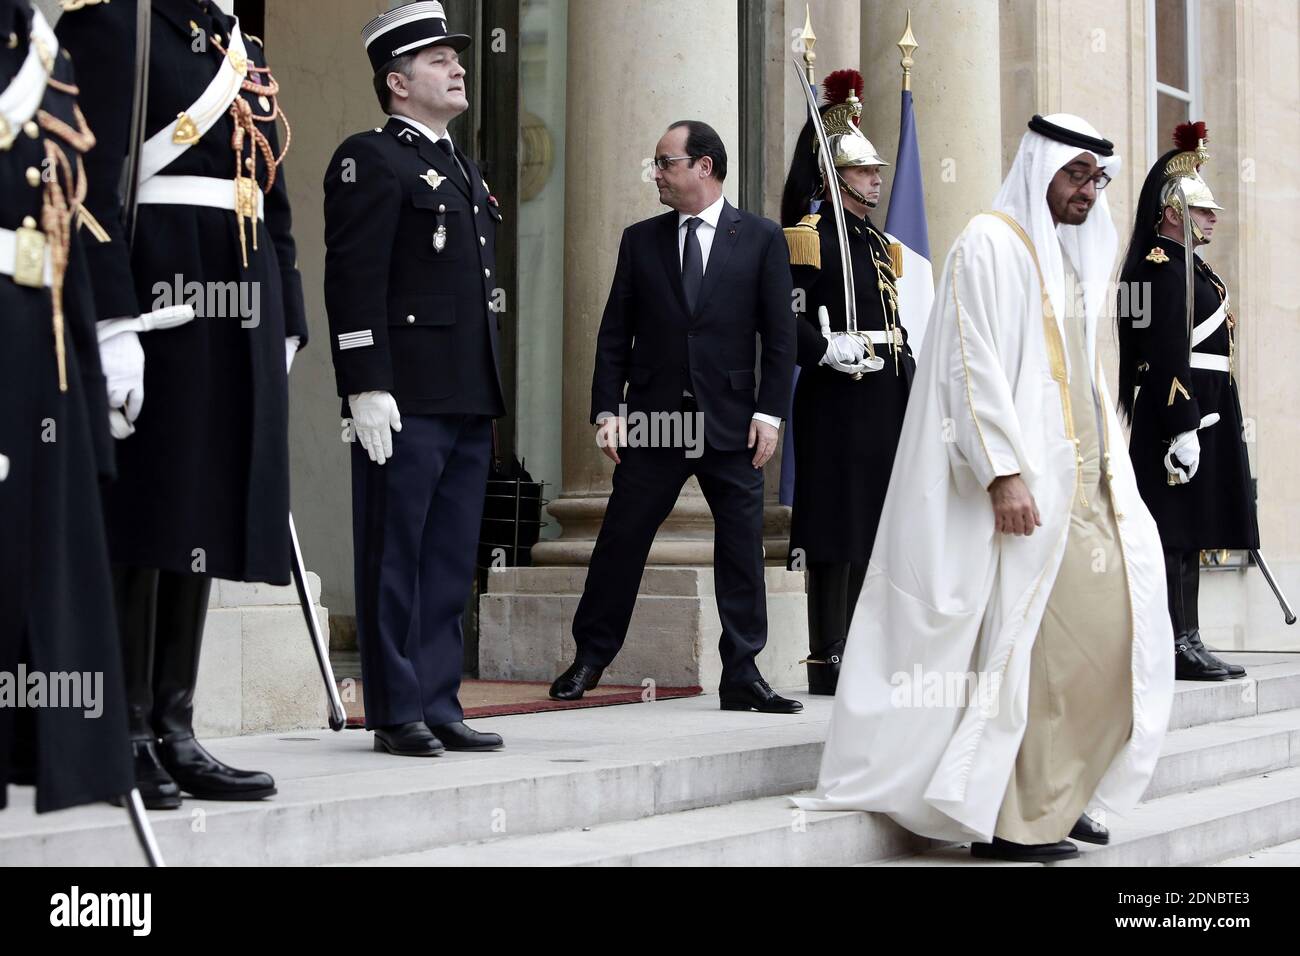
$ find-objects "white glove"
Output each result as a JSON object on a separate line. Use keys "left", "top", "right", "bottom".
{"left": 1164, "top": 430, "right": 1201, "bottom": 484}
{"left": 285, "top": 336, "right": 301, "bottom": 373}
{"left": 348, "top": 391, "right": 402, "bottom": 465}
{"left": 820, "top": 333, "right": 870, "bottom": 375}
{"left": 99, "top": 329, "right": 145, "bottom": 439}
{"left": 0, "top": 452, "right": 8, "bottom": 482}
{"left": 1164, "top": 413, "right": 1219, "bottom": 484}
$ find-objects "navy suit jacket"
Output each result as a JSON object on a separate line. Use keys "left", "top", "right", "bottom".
{"left": 590, "top": 200, "right": 796, "bottom": 452}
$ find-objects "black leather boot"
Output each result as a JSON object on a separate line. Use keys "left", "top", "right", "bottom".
{"left": 804, "top": 562, "right": 865, "bottom": 696}
{"left": 151, "top": 571, "right": 276, "bottom": 801}
{"left": 1175, "top": 631, "right": 1229, "bottom": 680}
{"left": 1167, "top": 550, "right": 1228, "bottom": 680}
{"left": 112, "top": 566, "right": 182, "bottom": 809}
{"left": 1188, "top": 629, "right": 1246, "bottom": 679}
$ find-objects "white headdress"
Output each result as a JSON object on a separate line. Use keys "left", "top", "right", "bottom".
{"left": 993, "top": 114, "right": 1122, "bottom": 347}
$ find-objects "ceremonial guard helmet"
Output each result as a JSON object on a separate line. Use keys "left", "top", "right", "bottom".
{"left": 820, "top": 70, "right": 890, "bottom": 170}
{"left": 1160, "top": 121, "right": 1223, "bottom": 219}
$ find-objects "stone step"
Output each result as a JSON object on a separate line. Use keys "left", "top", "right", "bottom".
{"left": 1145, "top": 706, "right": 1300, "bottom": 799}
{"left": 1215, "top": 837, "right": 1300, "bottom": 866}
{"left": 2, "top": 655, "right": 1294, "bottom": 866}
{"left": 0, "top": 695, "right": 831, "bottom": 866}
{"left": 349, "top": 794, "right": 936, "bottom": 867}
{"left": 348, "top": 710, "right": 1300, "bottom": 867}
{"left": 878, "top": 764, "right": 1300, "bottom": 866}
{"left": 1166, "top": 657, "right": 1300, "bottom": 730}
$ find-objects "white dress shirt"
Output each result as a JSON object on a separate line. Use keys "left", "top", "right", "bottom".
{"left": 677, "top": 194, "right": 782, "bottom": 430}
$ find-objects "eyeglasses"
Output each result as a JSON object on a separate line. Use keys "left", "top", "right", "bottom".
{"left": 1063, "top": 167, "right": 1112, "bottom": 190}
{"left": 653, "top": 154, "right": 694, "bottom": 171}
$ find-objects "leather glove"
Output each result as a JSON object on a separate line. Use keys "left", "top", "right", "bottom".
{"left": 820, "top": 333, "right": 870, "bottom": 375}
{"left": 348, "top": 391, "right": 402, "bottom": 465}
{"left": 285, "top": 336, "right": 301, "bottom": 373}
{"left": 99, "top": 328, "right": 145, "bottom": 439}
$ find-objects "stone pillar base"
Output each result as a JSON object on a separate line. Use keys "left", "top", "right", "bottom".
{"left": 193, "top": 575, "right": 329, "bottom": 737}
{"left": 479, "top": 566, "right": 810, "bottom": 691}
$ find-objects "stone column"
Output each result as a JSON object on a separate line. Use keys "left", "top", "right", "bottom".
{"left": 859, "top": 0, "right": 1003, "bottom": 263}
{"left": 533, "top": 0, "right": 742, "bottom": 567}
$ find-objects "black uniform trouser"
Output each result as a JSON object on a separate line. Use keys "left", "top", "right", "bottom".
{"left": 571, "top": 425, "right": 768, "bottom": 688}
{"left": 806, "top": 561, "right": 868, "bottom": 657}
{"left": 1165, "top": 548, "right": 1201, "bottom": 639}
{"left": 352, "top": 414, "right": 492, "bottom": 729}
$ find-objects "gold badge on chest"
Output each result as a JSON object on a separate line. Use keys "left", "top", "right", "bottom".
{"left": 1145, "top": 246, "right": 1170, "bottom": 264}
{"left": 420, "top": 169, "right": 446, "bottom": 190}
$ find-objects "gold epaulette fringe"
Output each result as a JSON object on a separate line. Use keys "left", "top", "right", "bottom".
{"left": 784, "top": 214, "right": 821, "bottom": 268}
{"left": 888, "top": 241, "right": 904, "bottom": 278}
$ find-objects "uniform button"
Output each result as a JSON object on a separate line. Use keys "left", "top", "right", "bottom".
{"left": 23, "top": 120, "right": 38, "bottom": 138}
{"left": 25, "top": 166, "right": 40, "bottom": 187}
{"left": 473, "top": 205, "right": 479, "bottom": 214}
{"left": 438, "top": 203, "right": 446, "bottom": 213}
{"left": 479, "top": 236, "right": 486, "bottom": 246}
{"left": 406, "top": 314, "right": 415, "bottom": 324}
{"left": 373, "top": 127, "right": 382, "bottom": 133}
{"left": 484, "top": 268, "right": 491, "bottom": 278}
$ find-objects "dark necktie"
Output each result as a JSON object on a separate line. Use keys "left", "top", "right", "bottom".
{"left": 682, "top": 216, "right": 703, "bottom": 313}
{"left": 435, "top": 137, "right": 469, "bottom": 190}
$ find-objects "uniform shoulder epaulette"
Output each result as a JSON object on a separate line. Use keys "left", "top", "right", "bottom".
{"left": 784, "top": 214, "right": 822, "bottom": 269}
{"left": 58, "top": 0, "right": 109, "bottom": 12}
{"left": 1145, "top": 246, "right": 1170, "bottom": 264}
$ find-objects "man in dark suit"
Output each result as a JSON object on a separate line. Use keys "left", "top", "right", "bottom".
{"left": 324, "top": 1, "right": 503, "bottom": 757}
{"left": 549, "top": 120, "right": 801, "bottom": 714}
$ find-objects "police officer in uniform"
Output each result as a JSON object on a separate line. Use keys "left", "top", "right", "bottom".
{"left": 324, "top": 2, "right": 504, "bottom": 757}
{"left": 780, "top": 71, "right": 915, "bottom": 695}
{"left": 1117, "top": 122, "right": 1258, "bottom": 681}
{"left": 0, "top": 0, "right": 134, "bottom": 813}
{"left": 57, "top": 0, "right": 308, "bottom": 805}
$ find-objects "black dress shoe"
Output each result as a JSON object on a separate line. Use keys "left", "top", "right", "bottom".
{"left": 430, "top": 721, "right": 503, "bottom": 752}
{"left": 549, "top": 661, "right": 604, "bottom": 701}
{"left": 719, "top": 678, "right": 803, "bottom": 714}
{"left": 157, "top": 732, "right": 278, "bottom": 799}
{"left": 1188, "top": 630, "right": 1247, "bottom": 678}
{"left": 805, "top": 640, "right": 844, "bottom": 696}
{"left": 1069, "top": 812, "right": 1109, "bottom": 845}
{"left": 119, "top": 737, "right": 182, "bottom": 810}
{"left": 1175, "top": 633, "right": 1230, "bottom": 681}
{"left": 971, "top": 837, "right": 1079, "bottom": 862}
{"left": 373, "top": 721, "right": 445, "bottom": 757}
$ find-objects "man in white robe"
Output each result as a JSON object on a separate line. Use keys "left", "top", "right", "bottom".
{"left": 793, "top": 115, "right": 1174, "bottom": 863}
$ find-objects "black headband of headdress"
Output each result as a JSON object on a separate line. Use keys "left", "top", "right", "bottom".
{"left": 1027, "top": 115, "right": 1114, "bottom": 157}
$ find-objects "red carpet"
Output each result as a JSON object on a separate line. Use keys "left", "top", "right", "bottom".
{"left": 340, "top": 678, "right": 703, "bottom": 726}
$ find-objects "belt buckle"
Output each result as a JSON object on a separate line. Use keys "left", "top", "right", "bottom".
{"left": 13, "top": 217, "right": 46, "bottom": 288}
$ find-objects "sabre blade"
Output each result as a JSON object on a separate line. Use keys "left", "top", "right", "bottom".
{"left": 790, "top": 57, "right": 858, "bottom": 334}
{"left": 290, "top": 513, "right": 349, "bottom": 730}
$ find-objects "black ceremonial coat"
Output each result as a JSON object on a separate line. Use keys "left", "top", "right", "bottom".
{"left": 1125, "top": 234, "right": 1259, "bottom": 551}
{"left": 787, "top": 209, "right": 914, "bottom": 566}
{"left": 57, "top": 0, "right": 308, "bottom": 584}
{"left": 0, "top": 1, "right": 132, "bottom": 812}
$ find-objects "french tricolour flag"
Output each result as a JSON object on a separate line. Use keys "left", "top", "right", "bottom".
{"left": 883, "top": 88, "right": 935, "bottom": 356}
